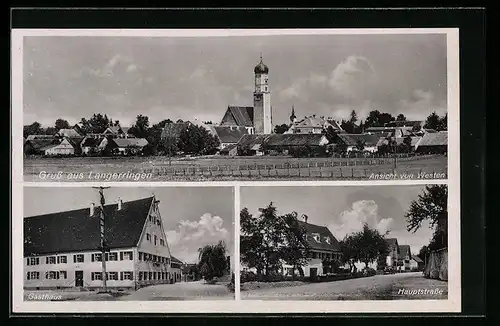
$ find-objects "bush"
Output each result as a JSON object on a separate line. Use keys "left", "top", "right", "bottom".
{"left": 240, "top": 271, "right": 257, "bottom": 283}
{"left": 363, "top": 267, "right": 376, "bottom": 277}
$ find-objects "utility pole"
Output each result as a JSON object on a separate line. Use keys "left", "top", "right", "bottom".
{"left": 93, "top": 186, "right": 110, "bottom": 293}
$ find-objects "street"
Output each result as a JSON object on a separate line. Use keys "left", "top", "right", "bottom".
{"left": 24, "top": 281, "right": 234, "bottom": 301}
{"left": 241, "top": 272, "right": 448, "bottom": 300}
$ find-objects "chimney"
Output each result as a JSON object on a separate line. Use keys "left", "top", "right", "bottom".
{"left": 117, "top": 198, "right": 122, "bottom": 211}
{"left": 90, "top": 203, "right": 95, "bottom": 216}
{"left": 302, "top": 214, "right": 308, "bottom": 223}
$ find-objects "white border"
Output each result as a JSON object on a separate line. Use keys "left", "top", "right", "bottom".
{"left": 12, "top": 28, "right": 460, "bottom": 313}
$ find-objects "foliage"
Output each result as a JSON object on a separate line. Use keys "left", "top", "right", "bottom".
{"left": 340, "top": 224, "right": 389, "bottom": 273}
{"left": 128, "top": 114, "right": 150, "bottom": 139}
{"left": 178, "top": 124, "right": 220, "bottom": 155}
{"left": 424, "top": 112, "right": 447, "bottom": 131}
{"left": 418, "top": 245, "right": 429, "bottom": 263}
{"left": 197, "top": 240, "right": 229, "bottom": 281}
{"left": 240, "top": 203, "right": 309, "bottom": 278}
{"left": 364, "top": 110, "right": 395, "bottom": 128}
{"left": 23, "top": 122, "right": 43, "bottom": 138}
{"left": 405, "top": 185, "right": 448, "bottom": 250}
{"left": 274, "top": 124, "right": 290, "bottom": 134}
{"left": 80, "top": 113, "right": 112, "bottom": 134}
{"left": 322, "top": 125, "right": 339, "bottom": 144}
{"left": 54, "top": 119, "right": 70, "bottom": 130}
{"left": 396, "top": 114, "right": 407, "bottom": 121}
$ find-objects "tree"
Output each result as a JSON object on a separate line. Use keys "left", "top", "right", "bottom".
{"left": 54, "top": 118, "right": 70, "bottom": 130}
{"left": 81, "top": 113, "right": 111, "bottom": 134}
{"left": 423, "top": 112, "right": 441, "bottom": 130}
{"left": 340, "top": 235, "right": 359, "bottom": 274}
{"left": 438, "top": 113, "right": 447, "bottom": 131}
{"left": 405, "top": 185, "right": 448, "bottom": 250}
{"left": 240, "top": 203, "right": 309, "bottom": 278}
{"left": 23, "top": 122, "right": 43, "bottom": 138}
{"left": 418, "top": 245, "right": 429, "bottom": 263}
{"left": 128, "top": 114, "right": 150, "bottom": 138}
{"left": 396, "top": 114, "right": 407, "bottom": 121}
{"left": 178, "top": 124, "right": 220, "bottom": 155}
{"left": 279, "top": 212, "right": 310, "bottom": 279}
{"left": 349, "top": 110, "right": 358, "bottom": 124}
{"left": 365, "top": 110, "right": 395, "bottom": 128}
{"left": 197, "top": 240, "right": 229, "bottom": 282}
{"left": 274, "top": 124, "right": 290, "bottom": 134}
{"left": 44, "top": 127, "right": 58, "bottom": 136}
{"left": 350, "top": 224, "right": 389, "bottom": 269}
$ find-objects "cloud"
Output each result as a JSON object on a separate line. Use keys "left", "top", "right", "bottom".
{"left": 328, "top": 56, "right": 377, "bottom": 99}
{"left": 399, "top": 89, "right": 447, "bottom": 119}
{"left": 165, "top": 213, "right": 230, "bottom": 264}
{"left": 126, "top": 64, "right": 138, "bottom": 73}
{"left": 329, "top": 200, "right": 394, "bottom": 240}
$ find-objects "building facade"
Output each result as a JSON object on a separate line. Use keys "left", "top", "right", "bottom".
{"left": 282, "top": 218, "right": 342, "bottom": 277}
{"left": 24, "top": 196, "right": 182, "bottom": 291}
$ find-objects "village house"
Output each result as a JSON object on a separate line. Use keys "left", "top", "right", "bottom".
{"left": 24, "top": 138, "right": 59, "bottom": 155}
{"left": 286, "top": 112, "right": 343, "bottom": 135}
{"left": 414, "top": 131, "right": 448, "bottom": 154}
{"left": 102, "top": 125, "right": 133, "bottom": 138}
{"left": 213, "top": 126, "right": 249, "bottom": 149}
{"left": 24, "top": 196, "right": 182, "bottom": 291}
{"left": 219, "top": 143, "right": 238, "bottom": 156}
{"left": 282, "top": 216, "right": 342, "bottom": 278}
{"left": 55, "top": 128, "right": 83, "bottom": 138}
{"left": 80, "top": 137, "right": 108, "bottom": 155}
{"left": 237, "top": 133, "right": 329, "bottom": 156}
{"left": 398, "top": 245, "right": 412, "bottom": 271}
{"left": 385, "top": 238, "right": 400, "bottom": 267}
{"left": 410, "top": 255, "right": 425, "bottom": 271}
{"left": 335, "top": 133, "right": 381, "bottom": 153}
{"left": 108, "top": 138, "right": 149, "bottom": 155}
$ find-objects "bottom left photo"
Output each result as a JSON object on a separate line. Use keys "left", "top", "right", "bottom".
{"left": 22, "top": 186, "right": 235, "bottom": 301}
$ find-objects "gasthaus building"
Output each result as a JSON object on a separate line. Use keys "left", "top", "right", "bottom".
{"left": 24, "top": 196, "right": 183, "bottom": 291}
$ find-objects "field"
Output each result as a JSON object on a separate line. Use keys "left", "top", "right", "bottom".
{"left": 24, "top": 154, "right": 447, "bottom": 182}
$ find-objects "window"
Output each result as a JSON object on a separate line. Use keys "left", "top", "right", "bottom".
{"left": 45, "top": 271, "right": 59, "bottom": 279}
{"left": 59, "top": 271, "right": 67, "bottom": 279}
{"left": 156, "top": 219, "right": 161, "bottom": 226}
{"left": 91, "top": 272, "right": 103, "bottom": 281}
{"left": 120, "top": 271, "right": 133, "bottom": 281}
{"left": 73, "top": 254, "right": 84, "bottom": 263}
{"left": 91, "top": 253, "right": 102, "bottom": 262}
{"left": 149, "top": 215, "right": 154, "bottom": 222}
{"left": 138, "top": 271, "right": 143, "bottom": 281}
{"left": 46, "top": 256, "right": 56, "bottom": 264}
{"left": 105, "top": 252, "right": 118, "bottom": 261}
{"left": 143, "top": 271, "right": 149, "bottom": 281}
{"left": 27, "top": 257, "right": 40, "bottom": 265}
{"left": 106, "top": 272, "right": 118, "bottom": 280}
{"left": 154, "top": 235, "right": 157, "bottom": 246}
{"left": 27, "top": 271, "right": 40, "bottom": 280}
{"left": 312, "top": 233, "right": 321, "bottom": 243}
{"left": 57, "top": 256, "right": 67, "bottom": 264}
{"left": 160, "top": 239, "right": 165, "bottom": 246}
{"left": 149, "top": 272, "right": 153, "bottom": 280}
{"left": 120, "top": 251, "right": 133, "bottom": 260}
{"left": 324, "top": 237, "right": 331, "bottom": 244}
{"left": 139, "top": 252, "right": 143, "bottom": 261}
{"left": 146, "top": 233, "right": 151, "bottom": 241}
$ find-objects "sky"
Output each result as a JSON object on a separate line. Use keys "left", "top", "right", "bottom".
{"left": 24, "top": 187, "right": 234, "bottom": 264}
{"left": 23, "top": 33, "right": 447, "bottom": 128}
{"left": 241, "top": 185, "right": 439, "bottom": 255}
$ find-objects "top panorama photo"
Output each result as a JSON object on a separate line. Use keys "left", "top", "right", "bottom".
{"left": 22, "top": 32, "right": 449, "bottom": 182}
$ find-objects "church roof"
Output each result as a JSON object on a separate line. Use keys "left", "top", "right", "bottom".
{"left": 24, "top": 197, "right": 154, "bottom": 256}
{"left": 224, "top": 106, "right": 254, "bottom": 127}
{"left": 254, "top": 57, "right": 269, "bottom": 74}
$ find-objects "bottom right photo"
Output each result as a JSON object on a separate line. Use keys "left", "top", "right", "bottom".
{"left": 239, "top": 184, "right": 448, "bottom": 301}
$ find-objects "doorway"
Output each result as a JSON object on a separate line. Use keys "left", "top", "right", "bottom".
{"left": 310, "top": 268, "right": 317, "bottom": 279}
{"left": 75, "top": 271, "right": 84, "bottom": 287}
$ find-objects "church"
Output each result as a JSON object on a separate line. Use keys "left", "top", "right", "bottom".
{"left": 219, "top": 55, "right": 273, "bottom": 135}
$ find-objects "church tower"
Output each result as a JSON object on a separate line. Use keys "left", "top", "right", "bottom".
{"left": 253, "top": 55, "right": 272, "bottom": 134}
